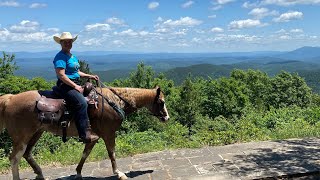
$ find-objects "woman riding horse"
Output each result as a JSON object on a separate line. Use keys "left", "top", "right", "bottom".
{"left": 53, "top": 32, "right": 99, "bottom": 143}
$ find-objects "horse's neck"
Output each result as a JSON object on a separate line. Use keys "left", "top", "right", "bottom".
{"left": 108, "top": 87, "right": 155, "bottom": 109}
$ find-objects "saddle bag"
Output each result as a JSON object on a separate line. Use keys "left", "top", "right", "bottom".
{"left": 36, "top": 96, "right": 65, "bottom": 124}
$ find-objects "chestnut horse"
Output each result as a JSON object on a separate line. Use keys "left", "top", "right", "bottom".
{"left": 0, "top": 86, "right": 170, "bottom": 180}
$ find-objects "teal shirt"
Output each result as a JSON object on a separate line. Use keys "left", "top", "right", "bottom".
{"left": 53, "top": 51, "right": 80, "bottom": 80}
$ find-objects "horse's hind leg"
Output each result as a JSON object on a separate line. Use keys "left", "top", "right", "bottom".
{"left": 104, "top": 136, "right": 128, "bottom": 180}
{"left": 23, "top": 130, "right": 44, "bottom": 179}
{"left": 10, "top": 141, "right": 28, "bottom": 180}
{"left": 75, "top": 140, "right": 98, "bottom": 179}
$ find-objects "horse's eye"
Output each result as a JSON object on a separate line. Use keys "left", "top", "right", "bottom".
{"left": 159, "top": 101, "right": 165, "bottom": 108}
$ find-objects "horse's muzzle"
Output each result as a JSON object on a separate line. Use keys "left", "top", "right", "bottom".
{"left": 160, "top": 115, "right": 170, "bottom": 122}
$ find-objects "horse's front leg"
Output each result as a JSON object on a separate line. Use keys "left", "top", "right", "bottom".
{"left": 75, "top": 140, "right": 98, "bottom": 180}
{"left": 104, "top": 136, "right": 128, "bottom": 180}
{"left": 23, "top": 130, "right": 44, "bottom": 179}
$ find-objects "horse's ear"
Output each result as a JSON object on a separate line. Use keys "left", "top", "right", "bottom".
{"left": 156, "top": 87, "right": 161, "bottom": 98}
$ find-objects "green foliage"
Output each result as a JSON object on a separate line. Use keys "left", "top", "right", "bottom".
{"left": 231, "top": 69, "right": 271, "bottom": 111}
{"left": 0, "top": 52, "right": 18, "bottom": 79}
{"left": 203, "top": 76, "right": 250, "bottom": 120}
{"left": 2, "top": 61, "right": 320, "bottom": 173}
{"left": 79, "top": 60, "right": 92, "bottom": 84}
{"left": 0, "top": 75, "right": 54, "bottom": 95}
{"left": 128, "top": 62, "right": 154, "bottom": 88}
{"left": 267, "top": 71, "right": 312, "bottom": 108}
{"left": 175, "top": 75, "right": 206, "bottom": 135}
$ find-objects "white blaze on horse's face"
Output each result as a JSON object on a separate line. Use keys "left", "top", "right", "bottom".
{"left": 151, "top": 88, "right": 170, "bottom": 122}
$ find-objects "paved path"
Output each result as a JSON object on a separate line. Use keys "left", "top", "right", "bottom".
{"left": 1, "top": 138, "right": 320, "bottom": 180}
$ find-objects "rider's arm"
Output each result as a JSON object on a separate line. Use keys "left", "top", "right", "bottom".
{"left": 55, "top": 68, "right": 83, "bottom": 93}
{"left": 78, "top": 71, "right": 99, "bottom": 80}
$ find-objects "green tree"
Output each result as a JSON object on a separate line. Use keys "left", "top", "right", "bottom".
{"left": 267, "top": 71, "right": 312, "bottom": 108}
{"left": 0, "top": 76, "right": 53, "bottom": 95}
{"left": 0, "top": 52, "right": 18, "bottom": 79}
{"left": 129, "top": 62, "right": 154, "bottom": 88}
{"left": 231, "top": 69, "right": 271, "bottom": 111}
{"left": 175, "top": 74, "right": 205, "bottom": 136}
{"left": 203, "top": 77, "right": 250, "bottom": 121}
{"left": 79, "top": 60, "right": 92, "bottom": 84}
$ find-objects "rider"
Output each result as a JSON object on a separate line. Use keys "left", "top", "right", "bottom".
{"left": 53, "top": 32, "right": 99, "bottom": 143}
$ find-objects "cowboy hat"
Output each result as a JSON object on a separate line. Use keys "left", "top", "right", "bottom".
{"left": 53, "top": 32, "right": 78, "bottom": 44}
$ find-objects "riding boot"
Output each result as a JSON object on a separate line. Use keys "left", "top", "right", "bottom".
{"left": 83, "top": 126, "right": 99, "bottom": 143}
{"left": 81, "top": 120, "right": 99, "bottom": 143}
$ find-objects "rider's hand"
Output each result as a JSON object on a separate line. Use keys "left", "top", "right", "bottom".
{"left": 74, "top": 85, "right": 84, "bottom": 93}
{"left": 90, "top": 75, "right": 99, "bottom": 81}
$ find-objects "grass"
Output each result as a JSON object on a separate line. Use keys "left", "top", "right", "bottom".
{"left": 1, "top": 116, "right": 320, "bottom": 174}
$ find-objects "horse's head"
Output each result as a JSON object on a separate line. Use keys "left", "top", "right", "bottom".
{"left": 149, "top": 87, "right": 170, "bottom": 122}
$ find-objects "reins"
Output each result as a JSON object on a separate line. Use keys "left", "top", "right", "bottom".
{"left": 93, "top": 80, "right": 126, "bottom": 120}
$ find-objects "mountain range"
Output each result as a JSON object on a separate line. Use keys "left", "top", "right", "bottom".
{"left": 6, "top": 46, "right": 320, "bottom": 83}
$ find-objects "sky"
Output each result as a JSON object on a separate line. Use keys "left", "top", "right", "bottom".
{"left": 0, "top": 0, "right": 320, "bottom": 53}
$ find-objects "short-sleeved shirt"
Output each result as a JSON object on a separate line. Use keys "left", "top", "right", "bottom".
{"left": 53, "top": 51, "right": 80, "bottom": 80}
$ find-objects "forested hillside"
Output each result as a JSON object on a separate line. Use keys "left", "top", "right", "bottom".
{"left": 1, "top": 52, "right": 320, "bottom": 172}
{"left": 161, "top": 61, "right": 320, "bottom": 93}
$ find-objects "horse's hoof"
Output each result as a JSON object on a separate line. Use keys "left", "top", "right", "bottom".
{"left": 119, "top": 175, "right": 128, "bottom": 180}
{"left": 74, "top": 174, "right": 83, "bottom": 180}
{"left": 35, "top": 175, "right": 45, "bottom": 180}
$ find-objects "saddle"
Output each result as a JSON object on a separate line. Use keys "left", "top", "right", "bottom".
{"left": 36, "top": 82, "right": 98, "bottom": 142}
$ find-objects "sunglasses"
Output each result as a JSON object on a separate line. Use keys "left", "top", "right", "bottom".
{"left": 61, "top": 40, "right": 73, "bottom": 44}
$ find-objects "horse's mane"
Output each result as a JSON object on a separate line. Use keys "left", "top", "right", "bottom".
{"left": 104, "top": 87, "right": 157, "bottom": 108}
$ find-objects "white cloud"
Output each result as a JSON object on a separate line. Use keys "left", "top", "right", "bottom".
{"left": 248, "top": 8, "right": 278, "bottom": 19}
{"left": 229, "top": 19, "right": 266, "bottom": 29}
{"left": 242, "top": 1, "right": 259, "bottom": 8}
{"left": 117, "top": 29, "right": 138, "bottom": 36}
{"left": 29, "top": 3, "right": 47, "bottom": 8}
{"left": 148, "top": 2, "right": 159, "bottom": 10}
{"left": 210, "top": 5, "right": 222, "bottom": 10}
{"left": 106, "top": 17, "right": 125, "bottom": 25}
{"left": 12, "top": 32, "right": 49, "bottom": 42}
{"left": 211, "top": 27, "right": 224, "bottom": 33}
{"left": 208, "top": 34, "right": 261, "bottom": 42}
{"left": 0, "top": 1, "right": 20, "bottom": 7}
{"left": 113, "top": 40, "right": 125, "bottom": 46}
{"left": 156, "top": 17, "right": 163, "bottom": 22}
{"left": 85, "top": 23, "right": 111, "bottom": 31}
{"left": 275, "top": 29, "right": 286, "bottom": 33}
{"left": 210, "top": 0, "right": 234, "bottom": 11}
{"left": 82, "top": 38, "right": 102, "bottom": 46}
{"left": 172, "top": 29, "right": 188, "bottom": 35}
{"left": 261, "top": 0, "right": 320, "bottom": 6}
{"left": 192, "top": 37, "right": 201, "bottom": 43}
{"left": 181, "top": 1, "right": 194, "bottom": 8}
{"left": 215, "top": 0, "right": 235, "bottom": 5}
{"left": 279, "top": 35, "right": 291, "bottom": 39}
{"left": 290, "top": 29, "right": 303, "bottom": 33}
{"left": 162, "top": 17, "right": 202, "bottom": 27}
{"left": 273, "top": 11, "right": 303, "bottom": 22}
{"left": 9, "top": 20, "right": 40, "bottom": 33}
{"left": 172, "top": 42, "right": 190, "bottom": 47}
{"left": 47, "top": 28, "right": 59, "bottom": 32}
{"left": 155, "top": 28, "right": 169, "bottom": 33}
{"left": 0, "top": 28, "right": 10, "bottom": 41}
{"left": 139, "top": 31, "right": 150, "bottom": 36}
{"left": 208, "top": 15, "right": 217, "bottom": 18}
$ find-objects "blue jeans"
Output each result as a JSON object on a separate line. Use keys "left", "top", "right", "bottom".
{"left": 57, "top": 81, "right": 88, "bottom": 139}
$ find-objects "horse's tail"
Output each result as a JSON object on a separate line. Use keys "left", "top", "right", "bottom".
{"left": 0, "top": 94, "right": 13, "bottom": 130}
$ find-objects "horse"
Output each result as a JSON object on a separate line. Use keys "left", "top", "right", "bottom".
{"left": 0, "top": 86, "right": 170, "bottom": 180}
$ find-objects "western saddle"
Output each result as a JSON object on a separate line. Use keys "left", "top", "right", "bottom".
{"left": 36, "top": 82, "right": 98, "bottom": 142}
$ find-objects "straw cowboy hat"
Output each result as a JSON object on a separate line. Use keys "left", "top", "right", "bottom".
{"left": 53, "top": 32, "right": 78, "bottom": 44}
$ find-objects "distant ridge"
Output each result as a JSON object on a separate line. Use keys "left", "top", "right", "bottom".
{"left": 275, "top": 46, "right": 320, "bottom": 60}
{"left": 3, "top": 46, "right": 319, "bottom": 60}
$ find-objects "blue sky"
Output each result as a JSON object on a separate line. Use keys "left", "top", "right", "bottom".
{"left": 0, "top": 0, "right": 319, "bottom": 53}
